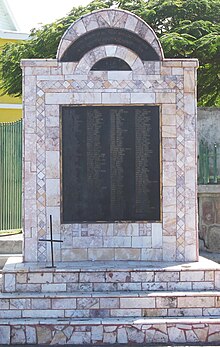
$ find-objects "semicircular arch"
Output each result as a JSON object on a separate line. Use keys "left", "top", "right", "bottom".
{"left": 57, "top": 9, "right": 164, "bottom": 62}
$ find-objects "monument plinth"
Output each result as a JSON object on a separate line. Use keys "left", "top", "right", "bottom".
{"left": 1, "top": 9, "right": 220, "bottom": 345}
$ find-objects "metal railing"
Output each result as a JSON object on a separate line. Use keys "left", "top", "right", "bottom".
{"left": 0, "top": 120, "right": 22, "bottom": 230}
{"left": 198, "top": 141, "right": 220, "bottom": 185}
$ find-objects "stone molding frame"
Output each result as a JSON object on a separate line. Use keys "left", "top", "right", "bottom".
{"left": 21, "top": 9, "right": 199, "bottom": 263}
{"left": 57, "top": 9, "right": 164, "bottom": 61}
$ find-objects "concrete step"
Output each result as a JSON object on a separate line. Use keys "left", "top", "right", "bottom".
{"left": 0, "top": 316, "right": 220, "bottom": 344}
{"left": 2, "top": 256, "right": 220, "bottom": 293}
{"left": 0, "top": 233, "right": 22, "bottom": 254}
{"left": 0, "top": 254, "right": 22, "bottom": 270}
{"left": 0, "top": 290, "right": 220, "bottom": 319}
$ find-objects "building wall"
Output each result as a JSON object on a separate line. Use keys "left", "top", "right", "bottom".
{"left": 0, "top": 37, "right": 23, "bottom": 122}
{"left": 0, "top": 31, "right": 27, "bottom": 122}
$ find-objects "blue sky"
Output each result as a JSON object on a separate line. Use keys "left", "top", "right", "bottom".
{"left": 7, "top": 0, "right": 91, "bottom": 33}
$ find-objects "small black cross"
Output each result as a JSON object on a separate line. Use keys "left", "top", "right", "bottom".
{"left": 39, "top": 215, "right": 63, "bottom": 268}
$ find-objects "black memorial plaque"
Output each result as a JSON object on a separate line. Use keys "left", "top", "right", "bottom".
{"left": 62, "top": 106, "right": 160, "bottom": 223}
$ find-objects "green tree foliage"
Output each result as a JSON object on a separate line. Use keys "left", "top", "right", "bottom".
{"left": 0, "top": 0, "right": 219, "bottom": 105}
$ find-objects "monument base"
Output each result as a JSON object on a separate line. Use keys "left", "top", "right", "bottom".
{"left": 1, "top": 257, "right": 220, "bottom": 344}
{"left": 2, "top": 256, "right": 220, "bottom": 293}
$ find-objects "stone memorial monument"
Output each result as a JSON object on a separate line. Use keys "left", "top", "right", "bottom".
{"left": 1, "top": 9, "right": 220, "bottom": 345}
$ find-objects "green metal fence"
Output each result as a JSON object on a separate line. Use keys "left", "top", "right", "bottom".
{"left": 198, "top": 141, "right": 220, "bottom": 185}
{"left": 0, "top": 120, "right": 22, "bottom": 230}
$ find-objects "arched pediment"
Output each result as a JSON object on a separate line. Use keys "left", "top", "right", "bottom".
{"left": 57, "top": 9, "right": 164, "bottom": 62}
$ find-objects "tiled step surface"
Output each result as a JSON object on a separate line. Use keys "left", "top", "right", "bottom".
{"left": 1, "top": 316, "right": 220, "bottom": 344}
{"left": 3, "top": 256, "right": 220, "bottom": 293}
{"left": 0, "top": 291, "right": 220, "bottom": 319}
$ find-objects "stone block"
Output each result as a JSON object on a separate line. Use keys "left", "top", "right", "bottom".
{"left": 11, "top": 327, "right": 26, "bottom": 344}
{"left": 80, "top": 272, "right": 105, "bottom": 283}
{"left": 27, "top": 272, "right": 53, "bottom": 284}
{"left": 131, "top": 93, "right": 155, "bottom": 103}
{"left": 180, "top": 271, "right": 204, "bottom": 282}
{"left": 52, "top": 298, "right": 76, "bottom": 309}
{"left": 131, "top": 271, "right": 154, "bottom": 282}
{"left": 10, "top": 299, "right": 31, "bottom": 309}
{"left": 100, "top": 298, "right": 119, "bottom": 309}
{"left": 141, "top": 248, "right": 163, "bottom": 261}
{"left": 163, "top": 236, "right": 177, "bottom": 261}
{"left": 192, "top": 282, "right": 214, "bottom": 290}
{"left": 26, "top": 326, "right": 37, "bottom": 344}
{"left": 41, "top": 283, "right": 66, "bottom": 292}
{"left": 132, "top": 236, "right": 151, "bottom": 248}
{"left": 46, "top": 151, "right": 59, "bottom": 178}
{"left": 178, "top": 296, "right": 215, "bottom": 308}
{"left": 102, "top": 92, "right": 130, "bottom": 103}
{"left": 162, "top": 125, "right": 177, "bottom": 138}
{"left": 163, "top": 60, "right": 182, "bottom": 67}
{"left": 88, "top": 248, "right": 114, "bottom": 261}
{"left": 77, "top": 298, "right": 99, "bottom": 310}
{"left": 162, "top": 114, "right": 176, "bottom": 126}
{"left": 31, "top": 298, "right": 51, "bottom": 310}
{"left": 184, "top": 70, "right": 195, "bottom": 92}
{"left": 161, "top": 67, "right": 172, "bottom": 75}
{"left": 163, "top": 212, "right": 176, "bottom": 236}
{"left": 91, "top": 325, "right": 103, "bottom": 342}
{"left": 62, "top": 63, "right": 77, "bottom": 75}
{"left": 114, "top": 223, "right": 138, "bottom": 236}
{"left": 118, "top": 327, "right": 128, "bottom": 344}
{"left": 156, "top": 297, "right": 177, "bottom": 308}
{"left": 172, "top": 68, "right": 184, "bottom": 75}
{"left": 62, "top": 248, "right": 88, "bottom": 261}
{"left": 46, "top": 179, "right": 60, "bottom": 207}
{"left": 111, "top": 308, "right": 141, "bottom": 316}
{"left": 105, "top": 271, "right": 130, "bottom": 283}
{"left": 65, "top": 309, "right": 90, "bottom": 318}
{"left": 152, "top": 224, "right": 163, "bottom": 248}
{"left": 120, "top": 297, "right": 155, "bottom": 308}
{"left": 0, "top": 310, "right": 21, "bottom": 318}
{"left": 184, "top": 93, "right": 195, "bottom": 115}
{"left": 36, "top": 326, "right": 53, "bottom": 344}
{"left": 53, "top": 273, "right": 78, "bottom": 283}
{"left": 155, "top": 271, "right": 179, "bottom": 282}
{"left": 143, "top": 308, "right": 167, "bottom": 317}
{"left": 0, "top": 299, "right": 9, "bottom": 309}
{"left": 16, "top": 284, "right": 41, "bottom": 292}
{"left": 115, "top": 248, "right": 141, "bottom": 260}
{"left": 117, "top": 283, "right": 142, "bottom": 291}
{"left": 46, "top": 126, "right": 59, "bottom": 151}
{"left": 108, "top": 71, "right": 132, "bottom": 80}
{"left": 205, "top": 271, "right": 214, "bottom": 281}
{"left": 23, "top": 309, "right": 64, "bottom": 318}
{"left": 103, "top": 236, "right": 131, "bottom": 247}
{"left": 163, "top": 187, "right": 176, "bottom": 213}
{"left": 142, "top": 282, "right": 167, "bottom": 291}
{"left": 156, "top": 92, "right": 176, "bottom": 104}
{"left": 168, "top": 282, "right": 192, "bottom": 291}
{"left": 4, "top": 274, "right": 16, "bottom": 292}
{"left": 163, "top": 162, "right": 176, "bottom": 187}
{"left": 169, "top": 308, "right": 202, "bottom": 317}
